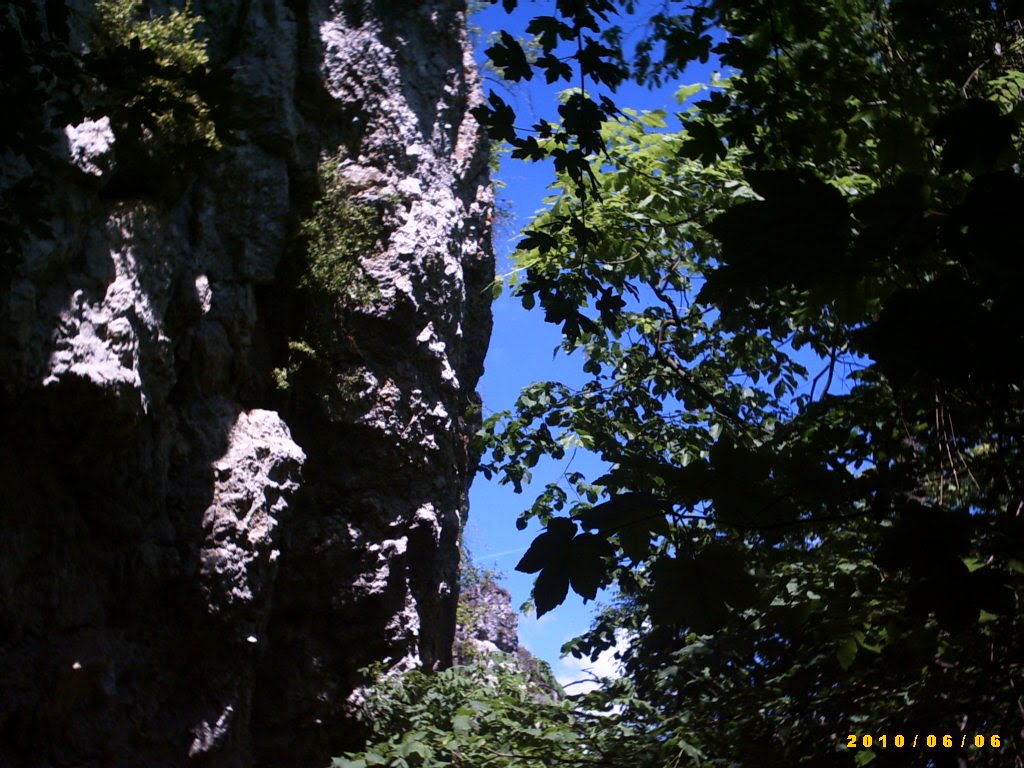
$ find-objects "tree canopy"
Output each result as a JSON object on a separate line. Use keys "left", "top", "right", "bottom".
{"left": 468, "top": 1, "right": 1024, "bottom": 765}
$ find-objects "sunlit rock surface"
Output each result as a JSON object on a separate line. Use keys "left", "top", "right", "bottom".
{"left": 0, "top": 1, "right": 492, "bottom": 765}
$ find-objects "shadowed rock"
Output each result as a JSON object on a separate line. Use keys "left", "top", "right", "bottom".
{"left": 0, "top": 0, "right": 492, "bottom": 765}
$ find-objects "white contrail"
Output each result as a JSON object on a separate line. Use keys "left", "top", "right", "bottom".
{"left": 482, "top": 546, "right": 530, "bottom": 559}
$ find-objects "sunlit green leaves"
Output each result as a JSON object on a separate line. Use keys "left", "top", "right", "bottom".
{"left": 91, "top": 0, "right": 220, "bottom": 153}
{"left": 334, "top": 658, "right": 683, "bottom": 768}
{"left": 836, "top": 636, "right": 858, "bottom": 670}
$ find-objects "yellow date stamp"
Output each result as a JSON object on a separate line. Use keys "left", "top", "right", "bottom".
{"left": 847, "top": 733, "right": 1002, "bottom": 750}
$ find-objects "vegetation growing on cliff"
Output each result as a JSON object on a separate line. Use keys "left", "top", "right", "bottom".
{"left": 1, "top": 0, "right": 220, "bottom": 270}
{"left": 298, "top": 155, "right": 383, "bottom": 306}
{"left": 273, "top": 152, "right": 384, "bottom": 396}
{"left": 451, "top": 551, "right": 497, "bottom": 665}
{"left": 91, "top": 0, "right": 219, "bottom": 153}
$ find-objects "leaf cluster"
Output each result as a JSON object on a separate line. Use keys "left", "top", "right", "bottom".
{"left": 476, "top": 0, "right": 1024, "bottom": 764}
{"left": 89, "top": 0, "right": 220, "bottom": 153}
{"left": 333, "top": 660, "right": 698, "bottom": 768}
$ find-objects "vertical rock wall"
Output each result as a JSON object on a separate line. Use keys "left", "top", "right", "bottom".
{"left": 0, "top": 1, "right": 493, "bottom": 766}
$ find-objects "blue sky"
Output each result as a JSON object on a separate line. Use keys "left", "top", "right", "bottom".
{"left": 464, "top": 0, "right": 720, "bottom": 682}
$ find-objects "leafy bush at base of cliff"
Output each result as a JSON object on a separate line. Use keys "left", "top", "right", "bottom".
{"left": 331, "top": 660, "right": 700, "bottom": 768}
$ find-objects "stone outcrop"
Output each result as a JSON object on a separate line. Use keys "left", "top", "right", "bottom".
{"left": 0, "top": 0, "right": 492, "bottom": 766}
{"left": 453, "top": 574, "right": 550, "bottom": 677}
{"left": 453, "top": 573, "right": 558, "bottom": 696}
{"left": 455, "top": 577, "right": 523, "bottom": 660}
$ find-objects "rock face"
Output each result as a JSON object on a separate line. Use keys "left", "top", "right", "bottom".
{"left": 454, "top": 575, "right": 551, "bottom": 684}
{"left": 455, "top": 578, "right": 523, "bottom": 660}
{"left": 0, "top": 1, "right": 492, "bottom": 766}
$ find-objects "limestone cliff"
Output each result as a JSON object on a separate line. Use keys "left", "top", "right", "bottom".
{"left": 453, "top": 573, "right": 555, "bottom": 689}
{"left": 0, "top": 1, "right": 492, "bottom": 766}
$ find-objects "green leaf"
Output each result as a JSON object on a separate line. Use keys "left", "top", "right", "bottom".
{"left": 515, "top": 518, "right": 576, "bottom": 574}
{"left": 574, "top": 493, "right": 666, "bottom": 534}
{"left": 697, "top": 542, "right": 759, "bottom": 609}
{"left": 837, "top": 637, "right": 858, "bottom": 670}
{"left": 534, "top": 562, "right": 570, "bottom": 617}
{"left": 855, "top": 749, "right": 877, "bottom": 766}
{"left": 680, "top": 119, "right": 726, "bottom": 164}
{"left": 675, "top": 83, "right": 705, "bottom": 103}
{"left": 485, "top": 31, "right": 533, "bottom": 82}
{"left": 567, "top": 533, "right": 613, "bottom": 600}
{"left": 452, "top": 714, "right": 473, "bottom": 735}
